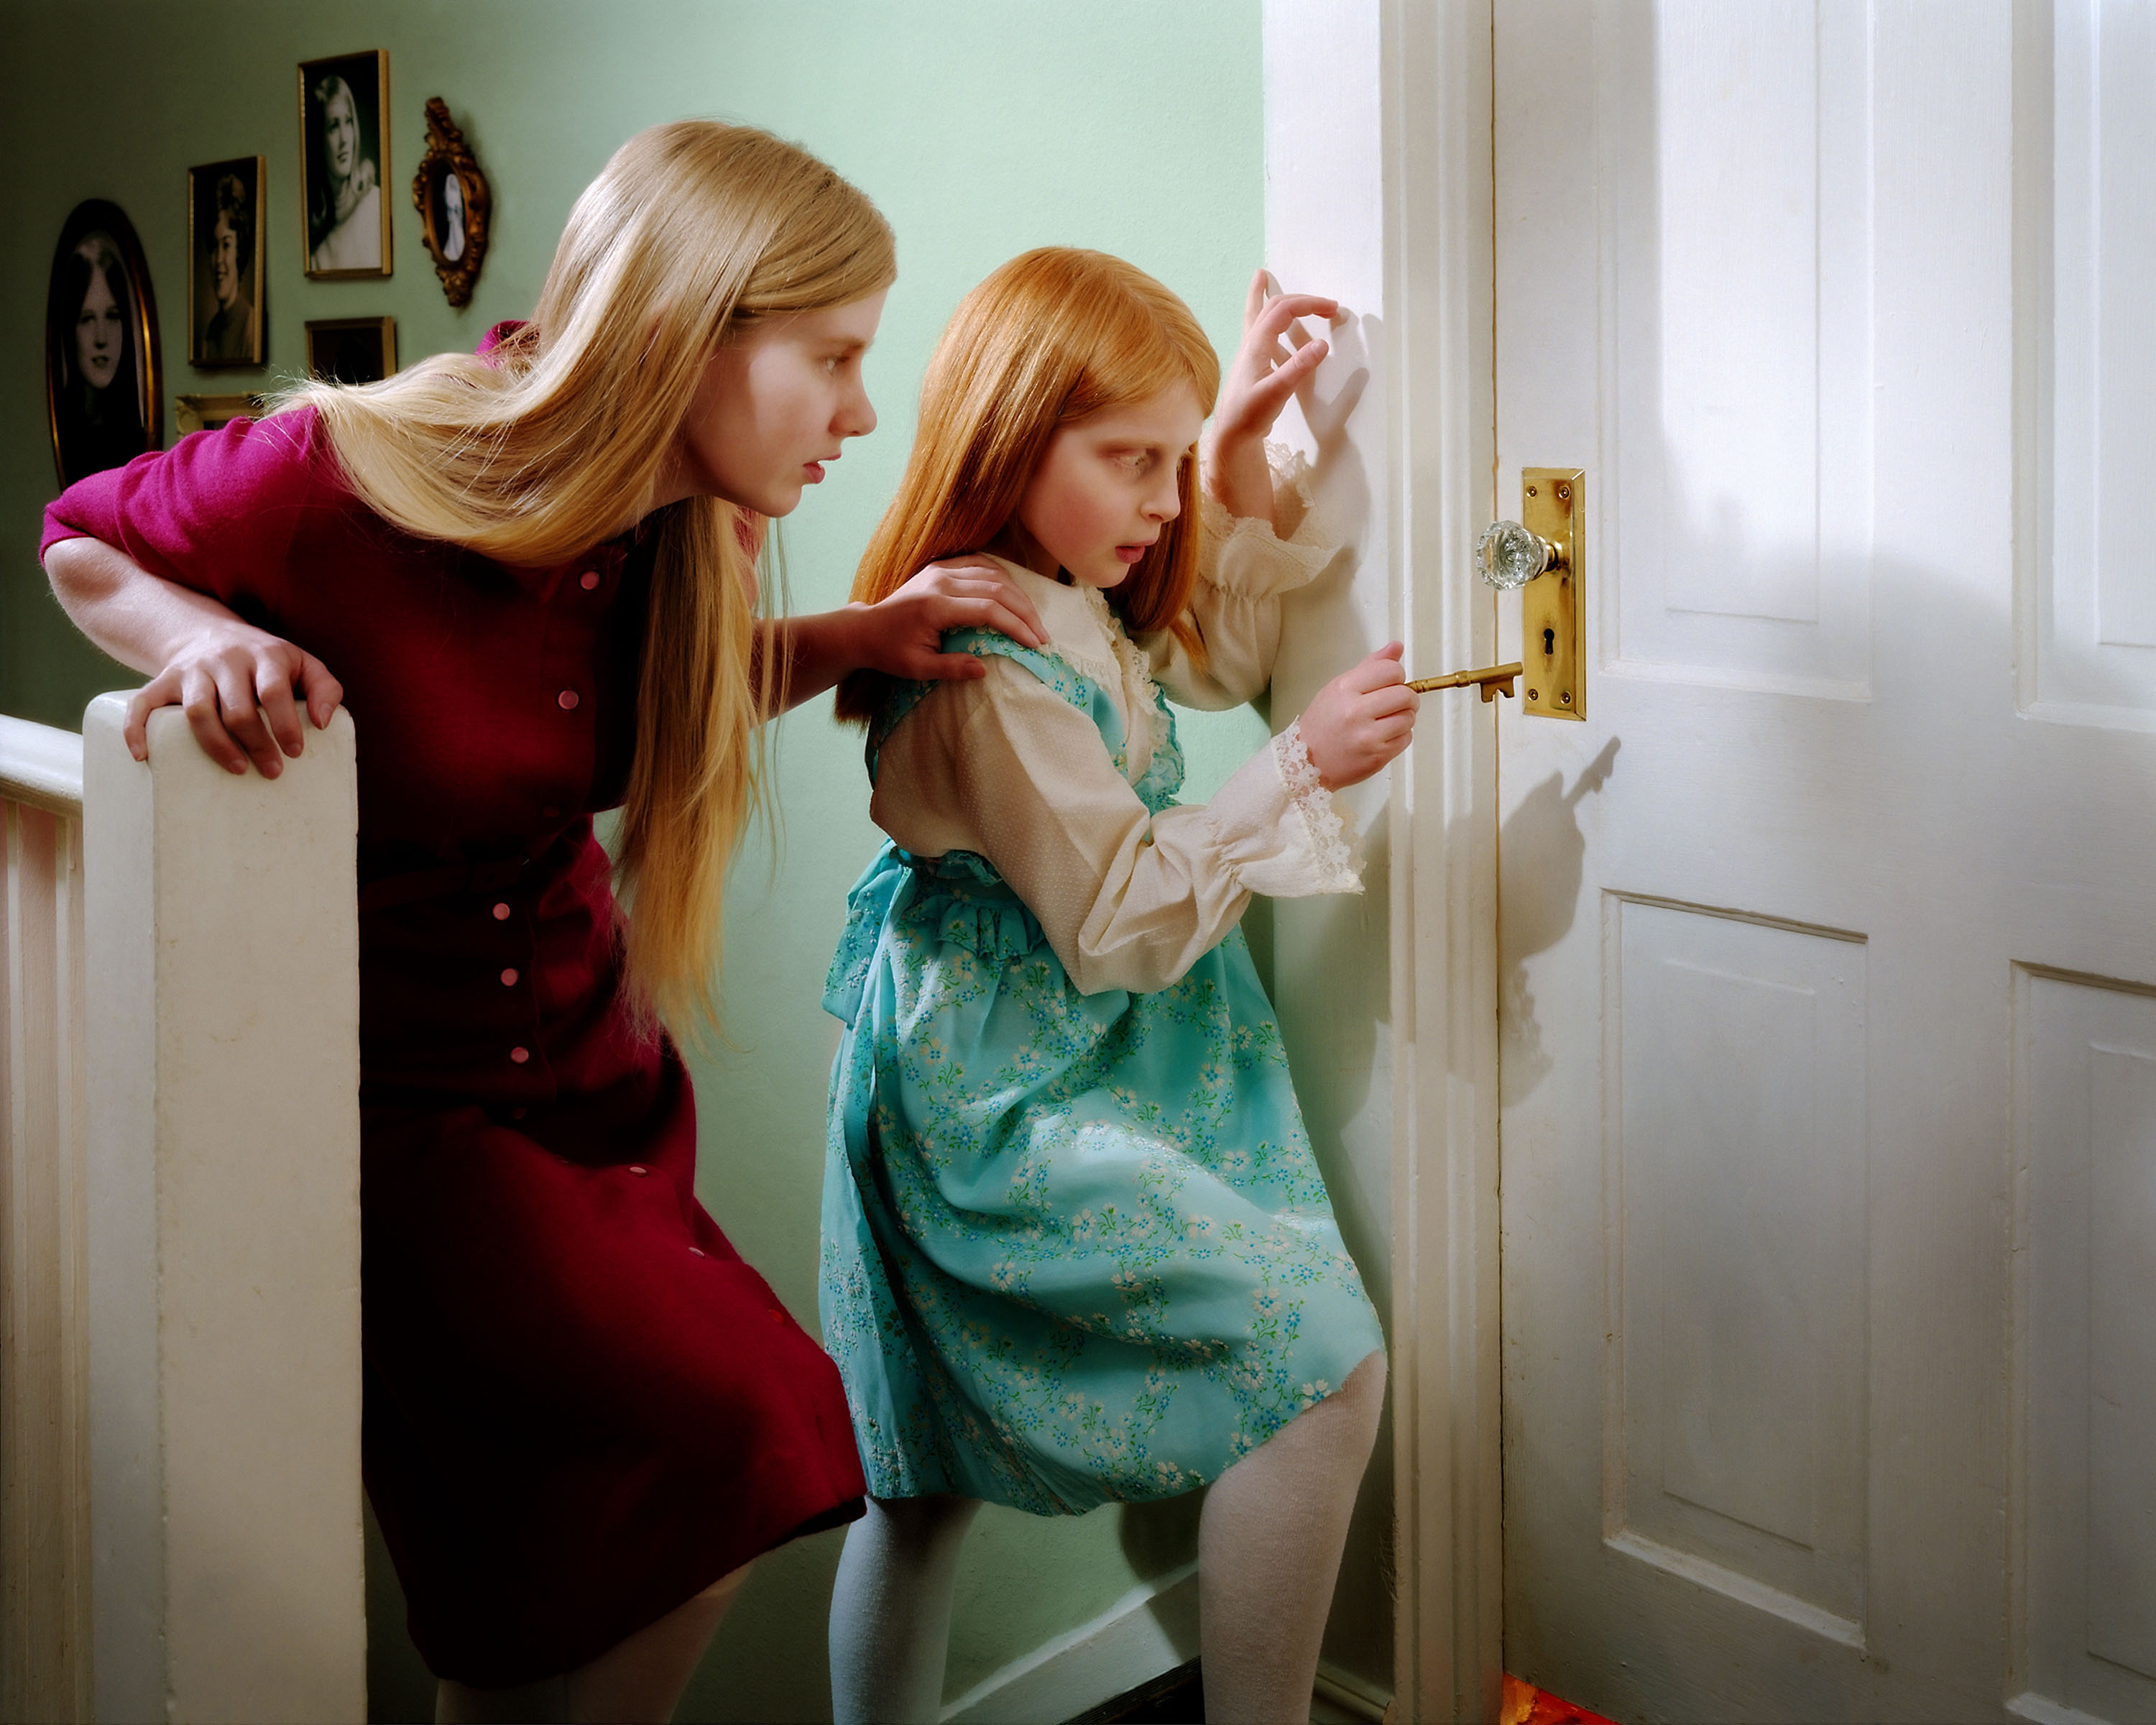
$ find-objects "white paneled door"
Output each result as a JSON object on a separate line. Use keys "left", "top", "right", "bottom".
{"left": 1493, "top": 4, "right": 2156, "bottom": 1721}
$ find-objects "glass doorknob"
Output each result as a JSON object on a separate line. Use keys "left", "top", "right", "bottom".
{"left": 1475, "top": 520, "right": 1562, "bottom": 590}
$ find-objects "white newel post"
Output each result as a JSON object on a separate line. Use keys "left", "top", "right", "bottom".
{"left": 81, "top": 697, "right": 365, "bottom": 1724}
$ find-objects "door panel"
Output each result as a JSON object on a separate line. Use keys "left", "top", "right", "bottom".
{"left": 2039, "top": 0, "right": 2156, "bottom": 722}
{"left": 2017, "top": 972, "right": 2156, "bottom": 1724}
{"left": 1610, "top": 0, "right": 1875, "bottom": 694}
{"left": 1610, "top": 901, "right": 1868, "bottom": 1639}
{"left": 1496, "top": 3, "right": 2156, "bottom": 1720}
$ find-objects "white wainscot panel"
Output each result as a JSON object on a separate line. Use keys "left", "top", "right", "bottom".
{"left": 2014, "top": 971, "right": 2156, "bottom": 1724}
{"left": 1604, "top": 0, "right": 1874, "bottom": 697}
{"left": 1608, "top": 899, "right": 1868, "bottom": 1643}
{"left": 2031, "top": 1, "right": 2156, "bottom": 730}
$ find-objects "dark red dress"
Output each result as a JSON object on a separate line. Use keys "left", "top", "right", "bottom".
{"left": 41, "top": 407, "right": 867, "bottom": 1686}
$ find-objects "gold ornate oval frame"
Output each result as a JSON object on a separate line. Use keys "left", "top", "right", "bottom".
{"left": 411, "top": 97, "right": 489, "bottom": 308}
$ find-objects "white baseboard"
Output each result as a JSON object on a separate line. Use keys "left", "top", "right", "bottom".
{"left": 941, "top": 1562, "right": 1199, "bottom": 1724}
{"left": 1313, "top": 1660, "right": 1392, "bottom": 1724}
{"left": 2008, "top": 1692, "right": 2111, "bottom": 1725}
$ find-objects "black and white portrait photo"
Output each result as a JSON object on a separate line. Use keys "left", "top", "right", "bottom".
{"left": 45, "top": 199, "right": 161, "bottom": 486}
{"left": 436, "top": 168, "right": 467, "bottom": 262}
{"left": 190, "top": 157, "right": 265, "bottom": 367}
{"left": 300, "top": 50, "right": 390, "bottom": 277}
{"left": 305, "top": 316, "right": 397, "bottom": 386}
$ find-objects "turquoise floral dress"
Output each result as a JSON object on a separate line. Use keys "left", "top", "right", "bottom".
{"left": 819, "top": 514, "right": 1384, "bottom": 1517}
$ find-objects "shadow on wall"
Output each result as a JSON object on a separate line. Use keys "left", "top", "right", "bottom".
{"left": 1498, "top": 736, "right": 1620, "bottom": 1107}
{"left": 1299, "top": 313, "right": 1373, "bottom": 548}
{"left": 1120, "top": 1486, "right": 1205, "bottom": 1579}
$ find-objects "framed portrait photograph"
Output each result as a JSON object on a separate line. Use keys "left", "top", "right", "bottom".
{"left": 305, "top": 316, "right": 397, "bottom": 385}
{"left": 412, "top": 97, "right": 490, "bottom": 308}
{"left": 45, "top": 198, "right": 162, "bottom": 487}
{"left": 299, "top": 49, "right": 390, "bottom": 277}
{"left": 188, "top": 157, "right": 265, "bottom": 367}
{"left": 175, "top": 393, "right": 269, "bottom": 435}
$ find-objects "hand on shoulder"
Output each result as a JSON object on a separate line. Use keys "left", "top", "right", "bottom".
{"left": 852, "top": 556, "right": 1048, "bottom": 684}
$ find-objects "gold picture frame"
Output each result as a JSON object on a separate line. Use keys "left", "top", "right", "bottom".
{"left": 299, "top": 49, "right": 391, "bottom": 279}
{"left": 174, "top": 393, "right": 269, "bottom": 436}
{"left": 304, "top": 316, "right": 397, "bottom": 385}
{"left": 45, "top": 198, "right": 163, "bottom": 487}
{"left": 188, "top": 156, "right": 266, "bottom": 368}
{"left": 412, "top": 98, "right": 490, "bottom": 308}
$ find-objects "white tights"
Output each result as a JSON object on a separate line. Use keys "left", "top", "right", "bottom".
{"left": 434, "top": 1564, "right": 750, "bottom": 1725}
{"left": 828, "top": 1350, "right": 1386, "bottom": 1725}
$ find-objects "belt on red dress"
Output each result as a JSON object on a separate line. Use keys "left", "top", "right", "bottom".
{"left": 357, "top": 855, "right": 530, "bottom": 916}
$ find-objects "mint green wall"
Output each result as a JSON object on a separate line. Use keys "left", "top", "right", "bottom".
{"left": 0, "top": 3, "right": 1382, "bottom": 1721}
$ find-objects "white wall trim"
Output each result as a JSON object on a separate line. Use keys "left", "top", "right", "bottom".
{"left": 940, "top": 1562, "right": 1199, "bottom": 1725}
{"left": 1382, "top": 8, "right": 1504, "bottom": 1717}
{"left": 1263, "top": 4, "right": 1503, "bottom": 1721}
{"left": 2007, "top": 1691, "right": 2111, "bottom": 1725}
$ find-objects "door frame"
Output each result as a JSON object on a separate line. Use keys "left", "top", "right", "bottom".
{"left": 1262, "top": 5, "right": 1503, "bottom": 1719}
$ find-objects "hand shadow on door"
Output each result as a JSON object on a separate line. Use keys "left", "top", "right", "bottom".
{"left": 1499, "top": 735, "right": 1621, "bottom": 1106}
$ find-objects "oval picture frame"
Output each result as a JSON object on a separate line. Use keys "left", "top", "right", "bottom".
{"left": 412, "top": 98, "right": 489, "bottom": 308}
{"left": 46, "top": 198, "right": 163, "bottom": 487}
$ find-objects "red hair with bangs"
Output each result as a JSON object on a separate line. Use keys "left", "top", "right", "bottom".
{"left": 834, "top": 247, "right": 1220, "bottom": 724}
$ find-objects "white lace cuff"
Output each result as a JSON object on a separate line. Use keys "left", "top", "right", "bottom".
{"left": 1197, "top": 719, "right": 1362, "bottom": 901}
{"left": 1197, "top": 443, "right": 1336, "bottom": 599}
{"left": 1268, "top": 721, "right": 1360, "bottom": 893}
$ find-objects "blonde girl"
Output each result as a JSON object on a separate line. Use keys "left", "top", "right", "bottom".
{"left": 42, "top": 122, "right": 1043, "bottom": 1724}
{"left": 820, "top": 249, "right": 1414, "bottom": 1723}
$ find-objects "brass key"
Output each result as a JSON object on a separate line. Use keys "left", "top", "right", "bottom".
{"left": 1406, "top": 661, "right": 1524, "bottom": 702}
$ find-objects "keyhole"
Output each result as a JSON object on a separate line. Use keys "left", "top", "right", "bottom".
{"left": 1542, "top": 626, "right": 1556, "bottom": 658}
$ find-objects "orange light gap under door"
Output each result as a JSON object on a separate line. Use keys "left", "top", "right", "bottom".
{"left": 1499, "top": 1673, "right": 1620, "bottom": 1725}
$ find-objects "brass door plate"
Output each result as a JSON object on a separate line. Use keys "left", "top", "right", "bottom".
{"left": 1520, "top": 467, "right": 1584, "bottom": 720}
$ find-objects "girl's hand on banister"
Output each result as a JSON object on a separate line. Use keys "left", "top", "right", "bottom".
{"left": 124, "top": 624, "right": 344, "bottom": 779}
{"left": 1202, "top": 270, "right": 1341, "bottom": 530}
{"left": 1296, "top": 643, "right": 1419, "bottom": 791}
{"left": 42, "top": 534, "right": 344, "bottom": 778}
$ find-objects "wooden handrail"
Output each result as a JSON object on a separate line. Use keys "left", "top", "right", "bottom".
{"left": 0, "top": 716, "right": 85, "bottom": 818}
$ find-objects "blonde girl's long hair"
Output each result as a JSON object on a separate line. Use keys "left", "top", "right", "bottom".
{"left": 282, "top": 121, "right": 895, "bottom": 1034}
{"left": 833, "top": 247, "right": 1219, "bottom": 724}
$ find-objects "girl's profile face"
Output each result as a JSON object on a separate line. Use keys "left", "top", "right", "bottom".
{"left": 663, "top": 289, "right": 886, "bottom": 519}
{"left": 1000, "top": 385, "right": 1203, "bottom": 589}
{"left": 75, "top": 266, "right": 124, "bottom": 390}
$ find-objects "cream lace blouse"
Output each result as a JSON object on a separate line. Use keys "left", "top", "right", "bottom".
{"left": 869, "top": 471, "right": 1361, "bottom": 998}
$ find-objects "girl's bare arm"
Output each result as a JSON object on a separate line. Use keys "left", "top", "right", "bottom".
{"left": 49, "top": 536, "right": 1049, "bottom": 765}
{"left": 43, "top": 535, "right": 343, "bottom": 777}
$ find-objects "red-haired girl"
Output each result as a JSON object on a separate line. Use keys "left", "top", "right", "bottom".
{"left": 821, "top": 249, "right": 1416, "bottom": 1723}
